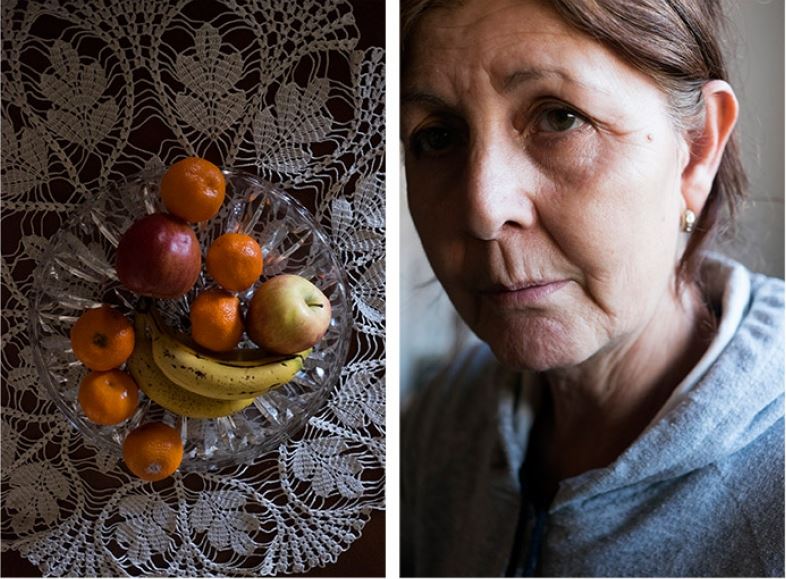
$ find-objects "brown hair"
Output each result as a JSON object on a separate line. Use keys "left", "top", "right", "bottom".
{"left": 402, "top": 0, "right": 747, "bottom": 283}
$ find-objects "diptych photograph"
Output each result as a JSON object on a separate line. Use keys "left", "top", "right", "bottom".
{"left": 1, "top": 0, "right": 784, "bottom": 577}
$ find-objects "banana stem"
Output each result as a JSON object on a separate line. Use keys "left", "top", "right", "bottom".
{"left": 136, "top": 296, "right": 154, "bottom": 314}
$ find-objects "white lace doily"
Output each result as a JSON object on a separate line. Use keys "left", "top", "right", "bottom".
{"left": 1, "top": 0, "right": 385, "bottom": 575}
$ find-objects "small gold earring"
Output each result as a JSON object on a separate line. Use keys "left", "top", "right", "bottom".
{"left": 681, "top": 209, "right": 696, "bottom": 233}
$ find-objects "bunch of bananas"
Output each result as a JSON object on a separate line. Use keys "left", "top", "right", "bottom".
{"left": 126, "top": 311, "right": 311, "bottom": 419}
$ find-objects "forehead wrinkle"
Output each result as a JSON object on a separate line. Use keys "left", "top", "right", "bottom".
{"left": 421, "top": 1, "right": 527, "bottom": 39}
{"left": 409, "top": 32, "right": 620, "bottom": 105}
{"left": 403, "top": 65, "right": 617, "bottom": 117}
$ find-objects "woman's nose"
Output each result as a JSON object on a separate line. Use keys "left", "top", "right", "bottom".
{"left": 463, "top": 138, "right": 538, "bottom": 241}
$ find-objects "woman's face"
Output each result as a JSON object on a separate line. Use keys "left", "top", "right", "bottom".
{"left": 403, "top": 0, "right": 691, "bottom": 371}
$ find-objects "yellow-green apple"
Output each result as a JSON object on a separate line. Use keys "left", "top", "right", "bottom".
{"left": 247, "top": 274, "right": 332, "bottom": 354}
{"left": 116, "top": 212, "right": 201, "bottom": 299}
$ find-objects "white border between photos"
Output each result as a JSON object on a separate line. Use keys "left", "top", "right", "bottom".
{"left": 386, "top": 0, "right": 401, "bottom": 576}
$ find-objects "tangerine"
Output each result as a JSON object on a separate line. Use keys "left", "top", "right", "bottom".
{"left": 122, "top": 422, "right": 184, "bottom": 482}
{"left": 78, "top": 369, "right": 139, "bottom": 425}
{"left": 160, "top": 157, "right": 225, "bottom": 222}
{"left": 206, "top": 232, "right": 264, "bottom": 292}
{"left": 189, "top": 289, "right": 245, "bottom": 352}
{"left": 70, "top": 305, "right": 135, "bottom": 371}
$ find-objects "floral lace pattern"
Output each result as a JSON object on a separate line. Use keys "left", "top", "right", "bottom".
{"left": 1, "top": 0, "right": 384, "bottom": 575}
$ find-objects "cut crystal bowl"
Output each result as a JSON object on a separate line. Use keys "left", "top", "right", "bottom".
{"left": 29, "top": 167, "right": 351, "bottom": 471}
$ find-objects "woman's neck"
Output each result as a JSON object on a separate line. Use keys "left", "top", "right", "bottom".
{"left": 529, "top": 281, "right": 716, "bottom": 496}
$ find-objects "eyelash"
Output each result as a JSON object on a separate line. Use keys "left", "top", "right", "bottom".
{"left": 532, "top": 104, "right": 589, "bottom": 135}
{"left": 408, "top": 103, "right": 591, "bottom": 160}
{"left": 408, "top": 124, "right": 465, "bottom": 159}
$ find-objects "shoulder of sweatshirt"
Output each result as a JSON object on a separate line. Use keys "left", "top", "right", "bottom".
{"left": 402, "top": 342, "right": 498, "bottom": 449}
{"left": 713, "top": 413, "right": 784, "bottom": 575}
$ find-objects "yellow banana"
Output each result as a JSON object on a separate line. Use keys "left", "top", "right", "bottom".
{"left": 147, "top": 311, "right": 311, "bottom": 401}
{"left": 127, "top": 314, "right": 256, "bottom": 418}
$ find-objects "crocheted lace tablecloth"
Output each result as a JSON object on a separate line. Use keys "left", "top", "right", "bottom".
{"left": 1, "top": 0, "right": 385, "bottom": 575}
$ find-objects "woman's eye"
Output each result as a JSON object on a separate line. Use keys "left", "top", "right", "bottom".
{"left": 410, "top": 126, "right": 459, "bottom": 158}
{"left": 536, "top": 108, "right": 585, "bottom": 133}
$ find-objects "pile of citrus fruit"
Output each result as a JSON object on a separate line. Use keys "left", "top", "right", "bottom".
{"left": 69, "top": 157, "right": 333, "bottom": 481}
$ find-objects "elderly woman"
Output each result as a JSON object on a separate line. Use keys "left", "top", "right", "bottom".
{"left": 401, "top": 0, "right": 784, "bottom": 576}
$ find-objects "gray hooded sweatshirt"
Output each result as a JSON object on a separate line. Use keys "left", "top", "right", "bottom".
{"left": 402, "top": 257, "right": 784, "bottom": 577}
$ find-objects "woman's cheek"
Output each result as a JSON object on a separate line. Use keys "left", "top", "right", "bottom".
{"left": 534, "top": 137, "right": 640, "bottom": 294}
{"left": 408, "top": 188, "right": 464, "bottom": 283}
{"left": 551, "top": 138, "right": 680, "bottom": 320}
{"left": 530, "top": 136, "right": 612, "bottom": 247}
{"left": 527, "top": 128, "right": 600, "bottom": 182}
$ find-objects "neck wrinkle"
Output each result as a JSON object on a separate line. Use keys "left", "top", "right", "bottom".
{"left": 540, "top": 281, "right": 714, "bottom": 478}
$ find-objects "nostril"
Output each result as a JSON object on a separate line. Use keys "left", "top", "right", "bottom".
{"left": 504, "top": 219, "right": 527, "bottom": 229}
{"left": 465, "top": 195, "right": 538, "bottom": 240}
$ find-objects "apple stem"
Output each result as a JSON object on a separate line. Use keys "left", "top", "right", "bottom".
{"left": 308, "top": 303, "right": 324, "bottom": 308}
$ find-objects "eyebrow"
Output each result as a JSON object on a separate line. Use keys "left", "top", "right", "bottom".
{"left": 402, "top": 66, "right": 606, "bottom": 110}
{"left": 504, "top": 67, "right": 609, "bottom": 96}
{"left": 503, "top": 68, "right": 565, "bottom": 91}
{"left": 401, "top": 91, "right": 454, "bottom": 111}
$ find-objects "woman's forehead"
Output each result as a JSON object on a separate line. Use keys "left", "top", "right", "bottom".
{"left": 413, "top": 0, "right": 561, "bottom": 41}
{"left": 409, "top": 0, "right": 571, "bottom": 53}
{"left": 408, "top": 1, "right": 593, "bottom": 81}
{"left": 404, "top": 0, "right": 654, "bottom": 107}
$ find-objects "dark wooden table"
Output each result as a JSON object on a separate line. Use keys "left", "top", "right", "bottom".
{"left": 1, "top": 0, "right": 385, "bottom": 575}
{"left": 2, "top": 512, "right": 385, "bottom": 577}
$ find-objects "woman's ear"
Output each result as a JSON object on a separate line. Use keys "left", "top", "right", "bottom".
{"left": 680, "top": 80, "right": 739, "bottom": 213}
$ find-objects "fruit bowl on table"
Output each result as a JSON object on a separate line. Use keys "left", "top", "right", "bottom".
{"left": 29, "top": 167, "right": 352, "bottom": 471}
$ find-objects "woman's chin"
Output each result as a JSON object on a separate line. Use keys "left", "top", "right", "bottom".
{"left": 479, "top": 322, "right": 598, "bottom": 373}
{"left": 488, "top": 341, "right": 580, "bottom": 372}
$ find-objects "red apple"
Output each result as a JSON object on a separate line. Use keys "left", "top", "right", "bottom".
{"left": 247, "top": 274, "right": 332, "bottom": 354}
{"left": 116, "top": 212, "right": 201, "bottom": 299}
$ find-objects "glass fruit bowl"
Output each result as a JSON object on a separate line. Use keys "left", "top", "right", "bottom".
{"left": 29, "top": 166, "right": 352, "bottom": 471}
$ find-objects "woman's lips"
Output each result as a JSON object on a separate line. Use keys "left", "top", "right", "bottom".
{"left": 483, "top": 280, "right": 569, "bottom": 306}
